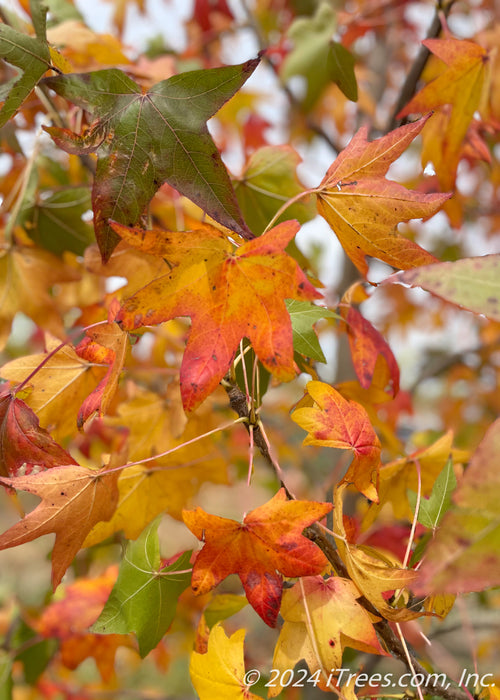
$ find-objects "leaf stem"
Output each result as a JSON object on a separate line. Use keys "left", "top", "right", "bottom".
{"left": 103, "top": 417, "right": 248, "bottom": 474}
{"left": 263, "top": 188, "right": 319, "bottom": 234}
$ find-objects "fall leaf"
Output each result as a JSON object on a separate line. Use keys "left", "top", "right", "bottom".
{"left": 343, "top": 305, "right": 400, "bottom": 396}
{"left": 0, "top": 386, "right": 77, "bottom": 477}
{"left": 414, "top": 418, "right": 500, "bottom": 595}
{"left": 74, "top": 318, "right": 128, "bottom": 428}
{"left": 388, "top": 254, "right": 500, "bottom": 321}
{"left": 0, "top": 244, "right": 79, "bottom": 351}
{"left": 292, "top": 380, "right": 381, "bottom": 501}
{"left": 183, "top": 488, "right": 331, "bottom": 627}
{"left": 0, "top": 0, "right": 51, "bottom": 127}
{"left": 333, "top": 484, "right": 419, "bottom": 621}
{"left": 270, "top": 576, "right": 387, "bottom": 696}
{"left": 43, "top": 58, "right": 260, "bottom": 261}
{"left": 0, "top": 337, "right": 107, "bottom": 441}
{"left": 91, "top": 519, "right": 192, "bottom": 657}
{"left": 36, "top": 567, "right": 131, "bottom": 683}
{"left": 398, "top": 38, "right": 491, "bottom": 190}
{"left": 190, "top": 623, "right": 260, "bottom": 700}
{"left": 0, "top": 464, "right": 119, "bottom": 589}
{"left": 116, "top": 220, "right": 321, "bottom": 411}
{"left": 315, "top": 115, "right": 450, "bottom": 277}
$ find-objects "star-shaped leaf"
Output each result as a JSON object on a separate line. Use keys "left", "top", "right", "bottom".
{"left": 0, "top": 0, "right": 52, "bottom": 127}
{"left": 292, "top": 381, "right": 381, "bottom": 501}
{"left": 190, "top": 624, "right": 260, "bottom": 700}
{"left": 116, "top": 220, "right": 321, "bottom": 412}
{"left": 42, "top": 58, "right": 260, "bottom": 261}
{"left": 92, "top": 519, "right": 192, "bottom": 657}
{"left": 315, "top": 115, "right": 451, "bottom": 277}
{"left": 398, "top": 38, "right": 491, "bottom": 190}
{"left": 183, "top": 488, "right": 332, "bottom": 627}
{"left": 0, "top": 465, "right": 119, "bottom": 589}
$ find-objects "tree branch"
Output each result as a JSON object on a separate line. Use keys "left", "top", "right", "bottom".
{"left": 222, "top": 376, "right": 471, "bottom": 700}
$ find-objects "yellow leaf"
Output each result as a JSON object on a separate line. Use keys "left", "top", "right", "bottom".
{"left": 334, "top": 484, "right": 420, "bottom": 621}
{"left": 84, "top": 390, "right": 229, "bottom": 544}
{"left": 271, "top": 576, "right": 386, "bottom": 696}
{"left": 0, "top": 245, "right": 79, "bottom": 351}
{"left": 190, "top": 623, "right": 260, "bottom": 700}
{"left": 0, "top": 337, "right": 106, "bottom": 441}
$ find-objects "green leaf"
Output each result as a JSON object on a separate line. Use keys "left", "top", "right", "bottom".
{"left": 22, "top": 186, "right": 94, "bottom": 256}
{"left": 43, "top": 58, "right": 260, "bottom": 262}
{"left": 12, "top": 619, "right": 57, "bottom": 684}
{"left": 204, "top": 594, "right": 248, "bottom": 629}
{"left": 281, "top": 2, "right": 337, "bottom": 109}
{"left": 286, "top": 300, "right": 338, "bottom": 362}
{"left": 392, "top": 254, "right": 500, "bottom": 321}
{"left": 234, "top": 145, "right": 315, "bottom": 235}
{"left": 91, "top": 519, "right": 192, "bottom": 657}
{"left": 327, "top": 41, "right": 358, "bottom": 102}
{"left": 0, "top": 0, "right": 52, "bottom": 128}
{"left": 408, "top": 457, "right": 456, "bottom": 529}
{"left": 0, "top": 651, "right": 12, "bottom": 700}
{"left": 415, "top": 418, "right": 500, "bottom": 594}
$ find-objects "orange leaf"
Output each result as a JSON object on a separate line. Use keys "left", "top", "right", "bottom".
{"left": 116, "top": 220, "right": 321, "bottom": 411}
{"left": 36, "top": 567, "right": 131, "bottom": 683}
{"left": 292, "top": 381, "right": 381, "bottom": 501}
{"left": 182, "top": 488, "right": 331, "bottom": 627}
{"left": 75, "top": 320, "right": 128, "bottom": 428}
{"left": 398, "top": 38, "right": 491, "bottom": 190}
{"left": 0, "top": 386, "right": 77, "bottom": 477}
{"left": 0, "top": 465, "right": 119, "bottom": 589}
{"left": 315, "top": 115, "right": 450, "bottom": 277}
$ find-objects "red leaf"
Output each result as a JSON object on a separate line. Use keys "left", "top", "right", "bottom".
{"left": 0, "top": 386, "right": 77, "bottom": 477}
{"left": 183, "top": 488, "right": 331, "bottom": 626}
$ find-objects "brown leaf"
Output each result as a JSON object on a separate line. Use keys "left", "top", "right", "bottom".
{"left": 0, "top": 465, "right": 120, "bottom": 589}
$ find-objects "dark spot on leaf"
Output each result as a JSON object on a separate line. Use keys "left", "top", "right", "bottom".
{"left": 328, "top": 639, "right": 335, "bottom": 647}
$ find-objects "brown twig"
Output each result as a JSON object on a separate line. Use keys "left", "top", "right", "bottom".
{"left": 223, "top": 375, "right": 471, "bottom": 700}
